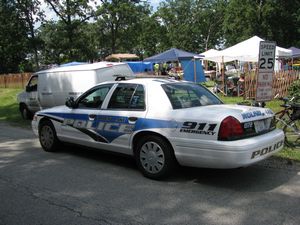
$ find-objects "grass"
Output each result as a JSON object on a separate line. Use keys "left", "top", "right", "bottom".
{"left": 0, "top": 88, "right": 31, "bottom": 127}
{"left": 1, "top": 87, "right": 299, "bottom": 161}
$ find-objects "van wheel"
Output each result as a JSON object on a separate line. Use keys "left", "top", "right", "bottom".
{"left": 135, "top": 135, "right": 176, "bottom": 180}
{"left": 20, "top": 104, "right": 32, "bottom": 120}
{"left": 39, "top": 120, "right": 60, "bottom": 152}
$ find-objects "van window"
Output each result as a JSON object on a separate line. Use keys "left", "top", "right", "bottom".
{"left": 108, "top": 84, "right": 145, "bottom": 110}
{"left": 77, "top": 85, "right": 112, "bottom": 109}
{"left": 27, "top": 75, "right": 38, "bottom": 92}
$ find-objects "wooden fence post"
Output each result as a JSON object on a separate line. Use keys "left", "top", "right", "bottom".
{"left": 4, "top": 75, "right": 7, "bottom": 88}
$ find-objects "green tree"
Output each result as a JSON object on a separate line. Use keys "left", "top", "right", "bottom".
{"left": 262, "top": 0, "right": 300, "bottom": 47}
{"left": 38, "top": 21, "right": 68, "bottom": 65}
{"left": 44, "top": 0, "right": 95, "bottom": 60}
{"left": 223, "top": 0, "right": 300, "bottom": 47}
{"left": 136, "top": 13, "right": 168, "bottom": 58}
{"left": 15, "top": 0, "right": 44, "bottom": 70}
{"left": 38, "top": 21, "right": 98, "bottom": 65}
{"left": 95, "top": 0, "right": 151, "bottom": 56}
{"left": 0, "top": 0, "right": 28, "bottom": 73}
{"left": 156, "top": 0, "right": 226, "bottom": 53}
{"left": 194, "top": 0, "right": 227, "bottom": 51}
{"left": 157, "top": 0, "right": 197, "bottom": 52}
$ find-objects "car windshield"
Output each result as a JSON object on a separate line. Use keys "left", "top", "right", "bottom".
{"left": 162, "top": 82, "right": 223, "bottom": 109}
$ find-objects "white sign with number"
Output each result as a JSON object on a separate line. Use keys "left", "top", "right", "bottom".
{"left": 256, "top": 41, "right": 276, "bottom": 102}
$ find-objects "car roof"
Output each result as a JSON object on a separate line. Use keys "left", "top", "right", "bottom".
{"left": 118, "top": 78, "right": 181, "bottom": 85}
{"left": 92, "top": 78, "right": 185, "bottom": 88}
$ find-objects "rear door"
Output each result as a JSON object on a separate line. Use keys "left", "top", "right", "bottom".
{"left": 99, "top": 83, "right": 147, "bottom": 154}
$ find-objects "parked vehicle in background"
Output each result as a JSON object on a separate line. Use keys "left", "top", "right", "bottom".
{"left": 32, "top": 78, "right": 284, "bottom": 179}
{"left": 17, "top": 62, "right": 135, "bottom": 119}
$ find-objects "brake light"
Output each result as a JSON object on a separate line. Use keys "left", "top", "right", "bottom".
{"left": 218, "top": 116, "right": 244, "bottom": 140}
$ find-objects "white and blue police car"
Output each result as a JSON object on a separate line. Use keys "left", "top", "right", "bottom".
{"left": 32, "top": 78, "right": 284, "bottom": 179}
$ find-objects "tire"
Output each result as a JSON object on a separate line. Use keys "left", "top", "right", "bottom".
{"left": 135, "top": 135, "right": 177, "bottom": 180}
{"left": 283, "top": 120, "right": 300, "bottom": 150}
{"left": 39, "top": 120, "right": 60, "bottom": 152}
{"left": 20, "top": 104, "right": 33, "bottom": 120}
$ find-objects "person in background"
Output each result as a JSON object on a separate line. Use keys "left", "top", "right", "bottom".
{"left": 162, "top": 62, "right": 168, "bottom": 75}
{"left": 154, "top": 63, "right": 159, "bottom": 75}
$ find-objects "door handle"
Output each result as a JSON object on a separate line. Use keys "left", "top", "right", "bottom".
{"left": 89, "top": 114, "right": 97, "bottom": 120}
{"left": 128, "top": 117, "right": 138, "bottom": 123}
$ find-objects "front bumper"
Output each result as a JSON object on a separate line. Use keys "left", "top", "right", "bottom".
{"left": 171, "top": 129, "right": 284, "bottom": 169}
{"left": 32, "top": 119, "right": 39, "bottom": 136}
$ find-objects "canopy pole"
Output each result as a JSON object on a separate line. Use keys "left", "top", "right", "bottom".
{"left": 194, "top": 58, "right": 197, "bottom": 82}
{"left": 222, "top": 56, "right": 225, "bottom": 94}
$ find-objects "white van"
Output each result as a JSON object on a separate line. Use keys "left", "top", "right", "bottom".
{"left": 17, "top": 62, "right": 135, "bottom": 119}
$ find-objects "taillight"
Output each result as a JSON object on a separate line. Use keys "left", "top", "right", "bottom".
{"left": 218, "top": 116, "right": 244, "bottom": 141}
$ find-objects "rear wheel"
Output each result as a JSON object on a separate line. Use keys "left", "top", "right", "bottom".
{"left": 39, "top": 120, "right": 60, "bottom": 152}
{"left": 135, "top": 135, "right": 177, "bottom": 180}
{"left": 283, "top": 120, "right": 300, "bottom": 149}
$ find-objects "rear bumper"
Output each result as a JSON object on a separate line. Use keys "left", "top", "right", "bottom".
{"left": 171, "top": 129, "right": 284, "bottom": 168}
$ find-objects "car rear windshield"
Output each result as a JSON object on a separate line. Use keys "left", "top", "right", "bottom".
{"left": 162, "top": 83, "right": 223, "bottom": 109}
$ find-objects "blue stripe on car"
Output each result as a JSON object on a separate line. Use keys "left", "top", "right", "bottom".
{"left": 41, "top": 112, "right": 175, "bottom": 143}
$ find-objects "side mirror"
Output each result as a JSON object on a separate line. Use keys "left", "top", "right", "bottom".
{"left": 25, "top": 86, "right": 31, "bottom": 92}
{"left": 65, "top": 97, "right": 76, "bottom": 108}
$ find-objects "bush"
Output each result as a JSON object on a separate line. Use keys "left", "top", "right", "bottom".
{"left": 288, "top": 80, "right": 300, "bottom": 101}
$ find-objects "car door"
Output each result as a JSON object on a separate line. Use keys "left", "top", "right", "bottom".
{"left": 25, "top": 75, "right": 40, "bottom": 112}
{"left": 60, "top": 84, "right": 114, "bottom": 148}
{"left": 99, "top": 83, "right": 147, "bottom": 154}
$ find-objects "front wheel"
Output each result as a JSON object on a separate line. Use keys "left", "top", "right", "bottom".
{"left": 39, "top": 120, "right": 60, "bottom": 152}
{"left": 20, "top": 104, "right": 33, "bottom": 120}
{"left": 283, "top": 120, "right": 300, "bottom": 149}
{"left": 135, "top": 135, "right": 177, "bottom": 180}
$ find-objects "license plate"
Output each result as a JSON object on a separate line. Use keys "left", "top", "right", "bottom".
{"left": 254, "top": 118, "right": 272, "bottom": 133}
{"left": 254, "top": 120, "right": 266, "bottom": 133}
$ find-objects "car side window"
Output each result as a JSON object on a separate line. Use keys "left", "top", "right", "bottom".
{"left": 108, "top": 84, "right": 145, "bottom": 110}
{"left": 77, "top": 85, "right": 112, "bottom": 109}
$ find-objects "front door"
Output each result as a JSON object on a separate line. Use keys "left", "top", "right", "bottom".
{"left": 60, "top": 83, "right": 147, "bottom": 155}
{"left": 26, "top": 75, "right": 40, "bottom": 112}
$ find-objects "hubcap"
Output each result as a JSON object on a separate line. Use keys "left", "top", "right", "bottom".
{"left": 140, "top": 141, "right": 165, "bottom": 174}
{"left": 40, "top": 125, "right": 54, "bottom": 149}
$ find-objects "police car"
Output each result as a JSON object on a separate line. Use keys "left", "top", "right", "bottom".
{"left": 32, "top": 78, "right": 284, "bottom": 179}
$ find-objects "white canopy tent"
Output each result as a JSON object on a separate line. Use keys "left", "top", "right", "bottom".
{"left": 204, "top": 36, "right": 292, "bottom": 63}
{"left": 200, "top": 49, "right": 219, "bottom": 57}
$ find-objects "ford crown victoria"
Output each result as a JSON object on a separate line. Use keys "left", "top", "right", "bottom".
{"left": 32, "top": 79, "right": 284, "bottom": 179}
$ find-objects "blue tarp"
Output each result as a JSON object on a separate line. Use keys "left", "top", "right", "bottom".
{"left": 143, "top": 48, "right": 205, "bottom": 82}
{"left": 143, "top": 48, "right": 203, "bottom": 63}
{"left": 126, "top": 61, "right": 153, "bottom": 73}
{"left": 181, "top": 59, "right": 205, "bottom": 82}
{"left": 289, "top": 47, "right": 300, "bottom": 57}
{"left": 60, "top": 62, "right": 87, "bottom": 67}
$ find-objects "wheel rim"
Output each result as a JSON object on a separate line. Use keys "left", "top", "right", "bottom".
{"left": 139, "top": 141, "right": 165, "bottom": 174}
{"left": 40, "top": 125, "right": 54, "bottom": 149}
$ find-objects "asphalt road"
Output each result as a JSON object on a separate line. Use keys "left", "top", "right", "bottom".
{"left": 0, "top": 123, "right": 300, "bottom": 225}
